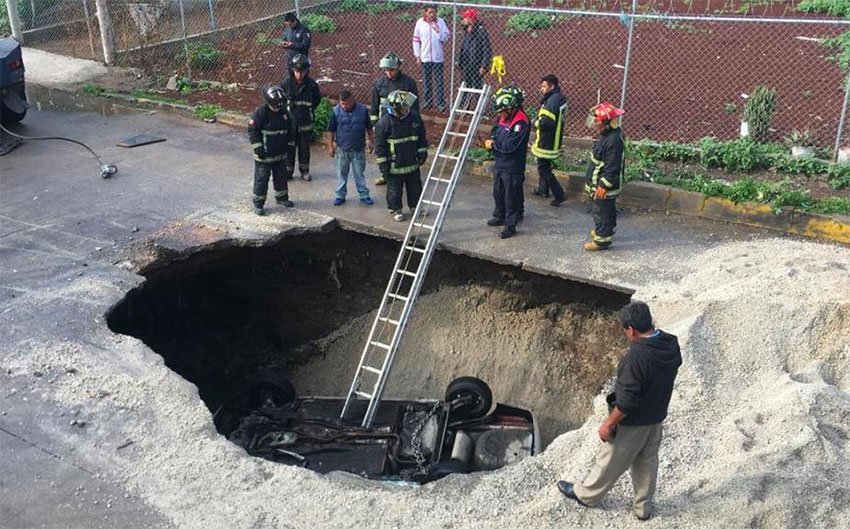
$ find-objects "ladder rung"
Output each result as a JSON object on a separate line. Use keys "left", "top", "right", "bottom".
{"left": 396, "top": 269, "right": 417, "bottom": 277}
{"left": 447, "top": 131, "right": 467, "bottom": 138}
{"left": 354, "top": 390, "right": 372, "bottom": 399}
{"left": 421, "top": 199, "right": 443, "bottom": 207}
{"left": 430, "top": 177, "right": 452, "bottom": 184}
{"left": 370, "top": 340, "right": 391, "bottom": 350}
{"left": 405, "top": 244, "right": 426, "bottom": 254}
{"left": 361, "top": 366, "right": 383, "bottom": 375}
{"left": 378, "top": 316, "right": 400, "bottom": 325}
{"left": 413, "top": 222, "right": 434, "bottom": 230}
{"left": 438, "top": 153, "right": 459, "bottom": 161}
{"left": 455, "top": 109, "right": 475, "bottom": 115}
{"left": 459, "top": 87, "right": 486, "bottom": 94}
{"left": 387, "top": 293, "right": 409, "bottom": 302}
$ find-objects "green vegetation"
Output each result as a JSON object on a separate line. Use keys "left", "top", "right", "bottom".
{"left": 796, "top": 1, "right": 850, "bottom": 70}
{"left": 312, "top": 97, "right": 333, "bottom": 141}
{"left": 468, "top": 147, "right": 494, "bottom": 162}
{"left": 336, "top": 0, "right": 404, "bottom": 14}
{"left": 397, "top": 12, "right": 414, "bottom": 23}
{"left": 506, "top": 0, "right": 534, "bottom": 6}
{"left": 723, "top": 102, "right": 737, "bottom": 115}
{"left": 742, "top": 85, "right": 777, "bottom": 142}
{"left": 301, "top": 13, "right": 336, "bottom": 33}
{"left": 194, "top": 104, "right": 223, "bottom": 120}
{"left": 177, "top": 41, "right": 225, "bottom": 71}
{"left": 131, "top": 89, "right": 188, "bottom": 106}
{"left": 79, "top": 84, "right": 113, "bottom": 97}
{"left": 254, "top": 32, "right": 283, "bottom": 45}
{"left": 505, "top": 13, "right": 556, "bottom": 35}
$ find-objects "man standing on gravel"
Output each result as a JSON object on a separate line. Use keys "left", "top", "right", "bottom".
{"left": 557, "top": 301, "right": 682, "bottom": 521}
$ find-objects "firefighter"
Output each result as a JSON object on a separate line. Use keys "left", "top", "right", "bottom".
{"left": 584, "top": 102, "right": 625, "bottom": 251}
{"left": 280, "top": 53, "right": 321, "bottom": 181}
{"left": 247, "top": 85, "right": 296, "bottom": 216}
{"left": 370, "top": 52, "right": 420, "bottom": 186}
{"left": 374, "top": 90, "right": 428, "bottom": 222}
{"left": 484, "top": 85, "right": 530, "bottom": 239}
{"left": 531, "top": 74, "right": 568, "bottom": 206}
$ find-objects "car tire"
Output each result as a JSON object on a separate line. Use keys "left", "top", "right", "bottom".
{"left": 445, "top": 376, "right": 493, "bottom": 420}
{"left": 424, "top": 459, "right": 471, "bottom": 483}
{"left": 1, "top": 89, "right": 27, "bottom": 124}
{"left": 247, "top": 369, "right": 296, "bottom": 409}
{"left": 473, "top": 428, "right": 533, "bottom": 471}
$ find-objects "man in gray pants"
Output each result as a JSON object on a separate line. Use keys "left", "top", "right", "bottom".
{"left": 557, "top": 301, "right": 682, "bottom": 520}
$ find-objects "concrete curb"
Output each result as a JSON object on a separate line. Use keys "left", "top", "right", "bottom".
{"left": 465, "top": 162, "right": 850, "bottom": 245}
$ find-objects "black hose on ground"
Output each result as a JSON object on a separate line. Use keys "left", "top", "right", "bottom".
{"left": 0, "top": 122, "right": 118, "bottom": 178}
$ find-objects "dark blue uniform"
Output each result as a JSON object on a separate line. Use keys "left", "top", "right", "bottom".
{"left": 247, "top": 105, "right": 295, "bottom": 208}
{"left": 374, "top": 111, "right": 428, "bottom": 214}
{"left": 491, "top": 109, "right": 530, "bottom": 229}
{"left": 585, "top": 128, "right": 624, "bottom": 246}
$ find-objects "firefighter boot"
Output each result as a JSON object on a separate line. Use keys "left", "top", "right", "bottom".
{"left": 584, "top": 240, "right": 611, "bottom": 251}
{"left": 375, "top": 175, "right": 387, "bottom": 186}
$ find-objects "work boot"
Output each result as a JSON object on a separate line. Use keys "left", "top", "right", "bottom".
{"left": 392, "top": 210, "right": 405, "bottom": 222}
{"left": 375, "top": 175, "right": 387, "bottom": 186}
{"left": 486, "top": 217, "right": 505, "bottom": 227}
{"left": 499, "top": 226, "right": 516, "bottom": 239}
{"left": 276, "top": 198, "right": 294, "bottom": 208}
{"left": 301, "top": 173, "right": 312, "bottom": 182}
{"left": 550, "top": 197, "right": 566, "bottom": 206}
{"left": 253, "top": 205, "right": 266, "bottom": 216}
{"left": 584, "top": 240, "right": 610, "bottom": 251}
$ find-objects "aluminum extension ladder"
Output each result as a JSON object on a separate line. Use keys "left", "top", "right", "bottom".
{"left": 340, "top": 83, "right": 492, "bottom": 429}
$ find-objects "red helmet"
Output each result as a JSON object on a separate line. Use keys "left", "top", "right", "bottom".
{"left": 587, "top": 102, "right": 625, "bottom": 128}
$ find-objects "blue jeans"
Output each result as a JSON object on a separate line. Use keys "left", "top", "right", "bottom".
{"left": 421, "top": 62, "right": 445, "bottom": 109}
{"left": 335, "top": 149, "right": 370, "bottom": 200}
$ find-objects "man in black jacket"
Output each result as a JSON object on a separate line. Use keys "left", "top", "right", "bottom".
{"left": 282, "top": 12, "right": 311, "bottom": 72}
{"left": 457, "top": 9, "right": 491, "bottom": 108}
{"left": 557, "top": 301, "right": 682, "bottom": 521}
{"left": 370, "top": 52, "right": 420, "bottom": 186}
{"left": 247, "top": 85, "right": 296, "bottom": 215}
{"left": 281, "top": 53, "right": 321, "bottom": 181}
{"left": 531, "top": 74, "right": 567, "bottom": 206}
{"left": 584, "top": 102, "right": 625, "bottom": 251}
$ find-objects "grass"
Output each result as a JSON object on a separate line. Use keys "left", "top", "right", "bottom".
{"left": 131, "top": 89, "right": 188, "bottom": 106}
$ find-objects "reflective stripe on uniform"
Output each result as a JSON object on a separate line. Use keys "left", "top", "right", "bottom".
{"left": 390, "top": 164, "right": 418, "bottom": 174}
{"left": 375, "top": 157, "right": 389, "bottom": 163}
{"left": 592, "top": 232, "right": 614, "bottom": 243}
{"left": 417, "top": 147, "right": 427, "bottom": 153}
{"left": 297, "top": 124, "right": 314, "bottom": 132}
{"left": 254, "top": 155, "right": 285, "bottom": 162}
{"left": 387, "top": 135, "right": 419, "bottom": 146}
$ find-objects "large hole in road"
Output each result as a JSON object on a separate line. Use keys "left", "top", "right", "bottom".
{"left": 107, "top": 228, "right": 630, "bottom": 477}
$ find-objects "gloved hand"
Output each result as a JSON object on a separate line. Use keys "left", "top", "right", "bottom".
{"left": 378, "top": 162, "right": 390, "bottom": 177}
{"left": 253, "top": 145, "right": 267, "bottom": 158}
{"left": 594, "top": 186, "right": 608, "bottom": 200}
{"left": 484, "top": 139, "right": 494, "bottom": 150}
{"left": 418, "top": 153, "right": 428, "bottom": 165}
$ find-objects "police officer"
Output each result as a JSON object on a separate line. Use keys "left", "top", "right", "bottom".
{"left": 247, "top": 85, "right": 296, "bottom": 216}
{"left": 584, "top": 102, "right": 625, "bottom": 251}
{"left": 281, "top": 53, "right": 321, "bottom": 181}
{"left": 484, "top": 85, "right": 530, "bottom": 239}
{"left": 374, "top": 90, "right": 428, "bottom": 222}
{"left": 370, "top": 53, "right": 420, "bottom": 186}
{"left": 531, "top": 74, "right": 568, "bottom": 206}
{"left": 282, "top": 12, "right": 311, "bottom": 71}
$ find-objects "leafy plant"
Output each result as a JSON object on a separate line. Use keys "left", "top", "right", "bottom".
{"left": 827, "top": 163, "right": 850, "bottom": 189}
{"left": 784, "top": 128, "right": 816, "bottom": 147}
{"left": 397, "top": 12, "right": 414, "bottom": 23}
{"left": 507, "top": 0, "right": 534, "bottom": 5}
{"left": 194, "top": 104, "right": 223, "bottom": 120}
{"left": 468, "top": 147, "right": 494, "bottom": 162}
{"left": 742, "top": 85, "right": 777, "bottom": 142}
{"left": 700, "top": 137, "right": 763, "bottom": 172}
{"left": 723, "top": 102, "right": 737, "bottom": 115}
{"left": 811, "top": 197, "right": 850, "bottom": 215}
{"left": 311, "top": 97, "right": 333, "bottom": 141}
{"left": 178, "top": 41, "right": 225, "bottom": 71}
{"left": 301, "top": 13, "right": 336, "bottom": 33}
{"left": 80, "top": 84, "right": 109, "bottom": 96}
{"left": 336, "top": 0, "right": 368, "bottom": 12}
{"left": 505, "top": 13, "right": 554, "bottom": 35}
{"left": 796, "top": 0, "right": 850, "bottom": 17}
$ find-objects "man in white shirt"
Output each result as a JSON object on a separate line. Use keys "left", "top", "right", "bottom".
{"left": 412, "top": 4, "right": 450, "bottom": 111}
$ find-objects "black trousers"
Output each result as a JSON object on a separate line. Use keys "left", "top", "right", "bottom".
{"left": 537, "top": 158, "right": 565, "bottom": 201}
{"left": 460, "top": 67, "right": 484, "bottom": 108}
{"left": 492, "top": 169, "right": 524, "bottom": 228}
{"left": 591, "top": 197, "right": 617, "bottom": 245}
{"left": 253, "top": 161, "right": 289, "bottom": 206}
{"left": 386, "top": 170, "right": 423, "bottom": 212}
{"left": 286, "top": 131, "right": 312, "bottom": 178}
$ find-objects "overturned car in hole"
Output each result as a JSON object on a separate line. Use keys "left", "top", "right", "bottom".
{"left": 213, "top": 372, "right": 540, "bottom": 483}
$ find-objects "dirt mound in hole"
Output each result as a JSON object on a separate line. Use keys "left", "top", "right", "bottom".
{"left": 291, "top": 283, "right": 625, "bottom": 446}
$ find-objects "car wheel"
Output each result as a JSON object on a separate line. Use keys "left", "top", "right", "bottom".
{"left": 473, "top": 428, "right": 533, "bottom": 471}
{"left": 424, "top": 459, "right": 471, "bottom": 483}
{"left": 247, "top": 368, "right": 296, "bottom": 409}
{"left": 445, "top": 376, "right": 493, "bottom": 420}
{"left": 1, "top": 88, "right": 27, "bottom": 124}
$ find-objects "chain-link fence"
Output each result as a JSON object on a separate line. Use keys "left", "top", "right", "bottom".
{"left": 5, "top": 0, "right": 850, "bottom": 152}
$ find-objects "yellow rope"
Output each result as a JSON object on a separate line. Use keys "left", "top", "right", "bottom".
{"left": 490, "top": 55, "right": 506, "bottom": 85}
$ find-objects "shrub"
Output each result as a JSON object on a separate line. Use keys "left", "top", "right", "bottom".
{"left": 301, "top": 13, "right": 336, "bottom": 33}
{"left": 828, "top": 163, "right": 850, "bottom": 189}
{"left": 312, "top": 97, "right": 333, "bottom": 141}
{"left": 178, "top": 41, "right": 225, "bottom": 71}
{"left": 811, "top": 197, "right": 850, "bottom": 215}
{"left": 397, "top": 12, "right": 414, "bottom": 23}
{"left": 505, "top": 13, "right": 554, "bottom": 35}
{"left": 783, "top": 128, "right": 816, "bottom": 147}
{"left": 743, "top": 85, "right": 777, "bottom": 142}
{"left": 336, "top": 0, "right": 368, "bottom": 12}
{"left": 194, "top": 104, "right": 223, "bottom": 120}
{"left": 796, "top": 0, "right": 850, "bottom": 17}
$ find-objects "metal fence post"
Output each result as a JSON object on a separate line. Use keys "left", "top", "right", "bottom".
{"left": 93, "top": 0, "right": 116, "bottom": 65}
{"left": 834, "top": 66, "right": 850, "bottom": 161}
{"left": 295, "top": 0, "right": 301, "bottom": 19}
{"left": 4, "top": 0, "right": 24, "bottom": 43}
{"left": 178, "top": 0, "right": 192, "bottom": 80}
{"left": 82, "top": 0, "right": 97, "bottom": 59}
{"left": 208, "top": 0, "right": 217, "bottom": 30}
{"left": 619, "top": 0, "right": 638, "bottom": 120}
{"left": 450, "top": 1, "right": 457, "bottom": 100}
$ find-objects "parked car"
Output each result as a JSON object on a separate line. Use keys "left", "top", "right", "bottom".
{"left": 1, "top": 37, "right": 28, "bottom": 124}
{"left": 213, "top": 372, "right": 540, "bottom": 483}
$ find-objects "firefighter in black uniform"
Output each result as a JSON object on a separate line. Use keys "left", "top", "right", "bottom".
{"left": 484, "top": 85, "right": 530, "bottom": 239}
{"left": 584, "top": 102, "right": 625, "bottom": 251}
{"left": 247, "top": 85, "right": 296, "bottom": 216}
{"left": 370, "top": 53, "right": 420, "bottom": 186}
{"left": 281, "top": 53, "right": 321, "bottom": 181}
{"left": 282, "top": 12, "right": 311, "bottom": 72}
{"left": 374, "top": 90, "right": 428, "bottom": 222}
{"left": 531, "top": 74, "right": 568, "bottom": 206}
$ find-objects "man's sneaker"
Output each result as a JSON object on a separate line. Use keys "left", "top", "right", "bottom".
{"left": 392, "top": 211, "right": 405, "bottom": 222}
{"left": 301, "top": 173, "right": 312, "bottom": 181}
{"left": 360, "top": 197, "right": 374, "bottom": 205}
{"left": 276, "top": 199, "right": 294, "bottom": 208}
{"left": 500, "top": 226, "right": 516, "bottom": 239}
{"left": 486, "top": 217, "right": 505, "bottom": 227}
{"left": 333, "top": 197, "right": 346, "bottom": 206}
{"left": 550, "top": 197, "right": 566, "bottom": 206}
{"left": 375, "top": 176, "right": 387, "bottom": 186}
{"left": 253, "top": 206, "right": 266, "bottom": 216}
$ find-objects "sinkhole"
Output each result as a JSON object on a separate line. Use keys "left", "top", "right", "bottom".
{"left": 106, "top": 228, "right": 630, "bottom": 481}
